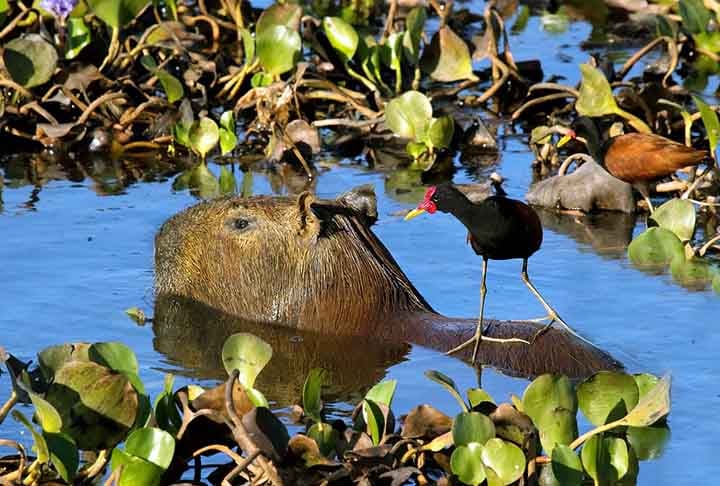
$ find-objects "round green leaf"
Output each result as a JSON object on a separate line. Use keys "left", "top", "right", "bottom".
{"left": 87, "top": 0, "right": 150, "bottom": 28}
{"left": 65, "top": 17, "right": 91, "bottom": 60}
{"left": 467, "top": 388, "right": 495, "bottom": 408}
{"left": 246, "top": 386, "right": 270, "bottom": 408}
{"left": 323, "top": 16, "right": 359, "bottom": 62}
{"left": 221, "top": 332, "right": 273, "bottom": 389}
{"left": 3, "top": 34, "right": 58, "bottom": 88}
{"left": 256, "top": 3, "right": 302, "bottom": 36}
{"left": 621, "top": 374, "right": 671, "bottom": 428}
{"left": 38, "top": 343, "right": 91, "bottom": 382}
{"left": 480, "top": 438, "right": 525, "bottom": 485}
{"left": 13, "top": 410, "right": 49, "bottom": 462}
{"left": 627, "top": 227, "right": 684, "bottom": 268}
{"left": 189, "top": 117, "right": 219, "bottom": 159}
{"left": 256, "top": 25, "right": 302, "bottom": 76}
{"left": 522, "top": 374, "right": 577, "bottom": 427}
{"left": 693, "top": 95, "right": 719, "bottom": 153}
{"left": 111, "top": 449, "right": 164, "bottom": 486}
{"left": 386, "top": 91, "right": 433, "bottom": 142}
{"left": 452, "top": 412, "right": 496, "bottom": 446}
{"left": 89, "top": 342, "right": 139, "bottom": 375}
{"left": 650, "top": 199, "right": 696, "bottom": 241}
{"left": 156, "top": 69, "right": 183, "bottom": 103}
{"left": 46, "top": 432, "right": 79, "bottom": 483}
{"left": 402, "top": 6, "right": 427, "bottom": 65}
{"left": 124, "top": 427, "right": 175, "bottom": 470}
{"left": 551, "top": 444, "right": 583, "bottom": 486}
{"left": 251, "top": 71, "right": 274, "bottom": 88}
{"left": 670, "top": 256, "right": 714, "bottom": 288}
{"left": 575, "top": 64, "right": 618, "bottom": 117}
{"left": 578, "top": 371, "right": 639, "bottom": 426}
{"left": 307, "top": 422, "right": 338, "bottom": 458}
{"left": 451, "top": 443, "right": 486, "bottom": 486}
{"left": 626, "top": 424, "right": 670, "bottom": 460}
{"left": 365, "top": 379, "right": 397, "bottom": 407}
{"left": 633, "top": 373, "right": 659, "bottom": 399}
{"left": 582, "top": 436, "right": 629, "bottom": 483}
{"left": 426, "top": 116, "right": 455, "bottom": 149}
{"left": 606, "top": 437, "right": 629, "bottom": 480}
{"left": 380, "top": 32, "right": 403, "bottom": 70}
{"left": 538, "top": 407, "right": 578, "bottom": 455}
{"left": 29, "top": 392, "right": 62, "bottom": 433}
{"left": 420, "top": 26, "right": 476, "bottom": 82}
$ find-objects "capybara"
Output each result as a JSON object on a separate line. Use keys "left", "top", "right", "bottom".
{"left": 154, "top": 185, "right": 621, "bottom": 380}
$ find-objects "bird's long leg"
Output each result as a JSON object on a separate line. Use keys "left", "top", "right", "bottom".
{"left": 446, "top": 258, "right": 530, "bottom": 361}
{"left": 635, "top": 182, "right": 655, "bottom": 213}
{"left": 521, "top": 259, "right": 599, "bottom": 348}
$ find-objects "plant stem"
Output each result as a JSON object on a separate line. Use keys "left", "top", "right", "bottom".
{"left": 568, "top": 418, "right": 624, "bottom": 450}
{"left": 345, "top": 64, "right": 378, "bottom": 93}
{"left": 99, "top": 27, "right": 120, "bottom": 72}
{"left": 614, "top": 107, "right": 651, "bottom": 134}
{"left": 0, "top": 391, "right": 18, "bottom": 425}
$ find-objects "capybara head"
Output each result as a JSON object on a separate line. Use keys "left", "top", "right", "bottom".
{"left": 154, "top": 185, "right": 432, "bottom": 334}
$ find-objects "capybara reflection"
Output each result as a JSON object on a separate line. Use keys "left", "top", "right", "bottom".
{"left": 155, "top": 185, "right": 622, "bottom": 379}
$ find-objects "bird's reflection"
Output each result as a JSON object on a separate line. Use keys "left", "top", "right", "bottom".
{"left": 152, "top": 295, "right": 411, "bottom": 407}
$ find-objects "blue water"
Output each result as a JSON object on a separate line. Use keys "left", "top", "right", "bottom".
{"left": 1, "top": 7, "right": 719, "bottom": 485}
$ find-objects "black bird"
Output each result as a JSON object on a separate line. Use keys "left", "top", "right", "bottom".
{"left": 405, "top": 183, "right": 594, "bottom": 364}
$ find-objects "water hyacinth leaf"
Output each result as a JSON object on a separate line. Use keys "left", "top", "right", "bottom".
{"left": 650, "top": 199, "right": 696, "bottom": 241}
{"left": 154, "top": 374, "right": 181, "bottom": 434}
{"left": 450, "top": 443, "right": 486, "bottom": 486}
{"left": 219, "top": 111, "right": 238, "bottom": 155}
{"left": 239, "top": 27, "right": 255, "bottom": 66}
{"left": 621, "top": 374, "right": 670, "bottom": 428}
{"left": 522, "top": 374, "right": 576, "bottom": 427}
{"left": 633, "top": 373, "right": 659, "bottom": 399}
{"left": 627, "top": 227, "right": 684, "bottom": 268}
{"left": 189, "top": 117, "right": 219, "bottom": 159}
{"left": 13, "top": 410, "right": 50, "bottom": 462}
{"left": 125, "top": 307, "right": 146, "bottom": 325}
{"left": 452, "top": 411, "right": 496, "bottom": 446}
{"left": 577, "top": 371, "right": 639, "bottom": 426}
{"left": 220, "top": 110, "right": 234, "bottom": 132}
{"left": 45, "top": 432, "right": 79, "bottom": 483}
{"left": 156, "top": 69, "right": 183, "bottom": 103}
{"left": 221, "top": 333, "right": 273, "bottom": 389}
{"left": 386, "top": 91, "right": 433, "bottom": 142}
{"left": 124, "top": 427, "right": 175, "bottom": 469}
{"left": 467, "top": 388, "right": 495, "bottom": 408}
{"left": 426, "top": 116, "right": 454, "bottom": 149}
{"left": 323, "top": 16, "right": 359, "bottom": 62}
{"left": 3, "top": 34, "right": 58, "bottom": 88}
{"left": 65, "top": 17, "right": 91, "bottom": 59}
{"left": 365, "top": 379, "right": 397, "bottom": 407}
{"left": 363, "top": 398, "right": 384, "bottom": 445}
{"left": 29, "top": 392, "right": 62, "bottom": 433}
{"left": 380, "top": 31, "right": 403, "bottom": 70}
{"left": 424, "top": 370, "right": 468, "bottom": 412}
{"left": 251, "top": 71, "right": 274, "bottom": 88}
{"left": 575, "top": 64, "right": 617, "bottom": 118}
{"left": 421, "top": 26, "right": 476, "bottom": 82}
{"left": 303, "top": 368, "right": 326, "bottom": 423}
{"left": 87, "top": 0, "right": 150, "bottom": 28}
{"left": 111, "top": 448, "right": 165, "bottom": 486}
{"left": 607, "top": 437, "right": 629, "bottom": 480}
{"left": 38, "top": 343, "right": 91, "bottom": 381}
{"left": 218, "top": 166, "right": 237, "bottom": 194}
{"left": 551, "top": 444, "right": 583, "bottom": 486}
{"left": 402, "top": 6, "right": 426, "bottom": 64}
{"left": 256, "top": 3, "right": 302, "bottom": 36}
{"left": 89, "top": 342, "right": 139, "bottom": 375}
{"left": 307, "top": 422, "right": 338, "bottom": 457}
{"left": 480, "top": 438, "right": 525, "bottom": 484}
{"left": 696, "top": 95, "right": 720, "bottom": 155}
{"left": 538, "top": 407, "right": 578, "bottom": 454}
{"left": 678, "top": 0, "right": 711, "bottom": 34}
{"left": 626, "top": 424, "right": 671, "bottom": 460}
{"left": 670, "top": 256, "right": 714, "bottom": 288}
{"left": 257, "top": 25, "right": 302, "bottom": 76}
{"left": 406, "top": 141, "right": 428, "bottom": 160}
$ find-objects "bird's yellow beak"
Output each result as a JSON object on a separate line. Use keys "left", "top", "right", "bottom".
{"left": 404, "top": 208, "right": 426, "bottom": 221}
{"left": 557, "top": 134, "right": 573, "bottom": 148}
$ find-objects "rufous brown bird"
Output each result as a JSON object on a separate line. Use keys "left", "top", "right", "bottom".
{"left": 404, "top": 183, "right": 595, "bottom": 364}
{"left": 558, "top": 117, "right": 709, "bottom": 212}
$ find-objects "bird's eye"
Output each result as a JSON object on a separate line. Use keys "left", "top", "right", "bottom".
{"left": 233, "top": 218, "right": 250, "bottom": 231}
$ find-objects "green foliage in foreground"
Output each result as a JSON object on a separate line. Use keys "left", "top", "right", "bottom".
{"left": 0, "top": 332, "right": 670, "bottom": 485}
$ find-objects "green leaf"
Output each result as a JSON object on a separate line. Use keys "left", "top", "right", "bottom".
{"left": 245, "top": 387, "right": 270, "bottom": 408}
{"left": 46, "top": 432, "right": 79, "bottom": 483}
{"left": 218, "top": 166, "right": 237, "bottom": 194}
{"left": 551, "top": 444, "right": 583, "bottom": 486}
{"left": 323, "top": 16, "right": 359, "bottom": 62}
{"left": 576, "top": 64, "right": 618, "bottom": 118}
{"left": 670, "top": 256, "right": 714, "bottom": 288}
{"left": 256, "top": 25, "right": 302, "bottom": 76}
{"left": 620, "top": 374, "right": 671, "bottom": 428}
{"left": 124, "top": 427, "right": 175, "bottom": 470}
{"left": 386, "top": 91, "right": 433, "bottom": 142}
{"left": 633, "top": 373, "right": 659, "bottom": 399}
{"left": 0, "top": 0, "right": 9, "bottom": 26}
{"left": 402, "top": 7, "right": 426, "bottom": 65}
{"left": 577, "top": 371, "right": 639, "bottom": 427}
{"left": 307, "top": 422, "right": 338, "bottom": 457}
{"left": 424, "top": 370, "right": 468, "bottom": 412}
{"left": 421, "top": 26, "right": 476, "bottom": 82}
{"left": 467, "top": 388, "right": 495, "bottom": 408}
{"left": 38, "top": 343, "right": 91, "bottom": 382}
{"left": 362, "top": 398, "right": 385, "bottom": 445}
{"left": 480, "top": 438, "right": 525, "bottom": 485}
{"left": 452, "top": 411, "right": 495, "bottom": 446}
{"left": 29, "top": 392, "right": 62, "bottom": 433}
{"left": 89, "top": 342, "right": 139, "bottom": 375}
{"left": 426, "top": 116, "right": 454, "bottom": 149}
{"left": 692, "top": 95, "right": 719, "bottom": 155}
{"left": 650, "top": 199, "right": 696, "bottom": 241}
{"left": 111, "top": 448, "right": 164, "bottom": 486}
{"left": 189, "top": 117, "right": 219, "bottom": 159}
{"left": 188, "top": 162, "right": 219, "bottom": 198}
{"left": 303, "top": 368, "right": 326, "bottom": 423}
{"left": 156, "top": 69, "right": 183, "bottom": 103}
{"left": 65, "top": 17, "right": 91, "bottom": 59}
{"left": 219, "top": 129, "right": 238, "bottom": 156}
{"left": 221, "top": 333, "right": 273, "bottom": 389}
{"left": 87, "top": 0, "right": 150, "bottom": 28}
{"left": 154, "top": 374, "right": 181, "bottom": 435}
{"left": 380, "top": 31, "right": 403, "bottom": 71}
{"left": 450, "top": 443, "right": 486, "bottom": 486}
{"left": 537, "top": 407, "right": 578, "bottom": 455}
{"left": 239, "top": 27, "right": 255, "bottom": 66}
{"left": 627, "top": 227, "right": 684, "bottom": 268}
{"left": 365, "top": 379, "right": 397, "bottom": 407}
{"left": 13, "top": 410, "right": 50, "bottom": 462}
{"left": 522, "top": 374, "right": 577, "bottom": 426}
{"left": 256, "top": 3, "right": 302, "bottom": 36}
{"left": 679, "top": 0, "right": 710, "bottom": 34}
{"left": 251, "top": 71, "right": 274, "bottom": 88}
{"left": 406, "top": 141, "right": 428, "bottom": 160}
{"left": 3, "top": 34, "right": 58, "bottom": 88}
{"left": 125, "top": 307, "right": 146, "bottom": 325}
{"left": 626, "top": 424, "right": 670, "bottom": 460}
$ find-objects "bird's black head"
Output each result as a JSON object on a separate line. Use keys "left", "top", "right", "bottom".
{"left": 404, "top": 183, "right": 469, "bottom": 220}
{"left": 558, "top": 116, "right": 605, "bottom": 162}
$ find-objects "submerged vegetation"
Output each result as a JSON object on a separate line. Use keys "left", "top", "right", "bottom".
{"left": 0, "top": 334, "right": 671, "bottom": 485}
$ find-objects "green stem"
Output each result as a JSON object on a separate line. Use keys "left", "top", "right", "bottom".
{"left": 394, "top": 65, "right": 402, "bottom": 94}
{"left": 568, "top": 418, "right": 624, "bottom": 450}
{"left": 345, "top": 64, "right": 378, "bottom": 93}
{"left": 614, "top": 107, "right": 651, "bottom": 134}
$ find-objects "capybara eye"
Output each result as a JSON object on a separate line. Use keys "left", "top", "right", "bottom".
{"left": 233, "top": 218, "right": 250, "bottom": 230}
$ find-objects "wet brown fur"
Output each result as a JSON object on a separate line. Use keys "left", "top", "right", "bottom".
{"left": 154, "top": 190, "right": 622, "bottom": 379}
{"left": 604, "top": 133, "right": 708, "bottom": 183}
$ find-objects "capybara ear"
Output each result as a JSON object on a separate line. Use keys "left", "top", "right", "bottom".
{"left": 296, "top": 191, "right": 321, "bottom": 241}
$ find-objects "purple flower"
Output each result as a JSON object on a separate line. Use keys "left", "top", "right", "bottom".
{"left": 40, "top": 0, "right": 78, "bottom": 19}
